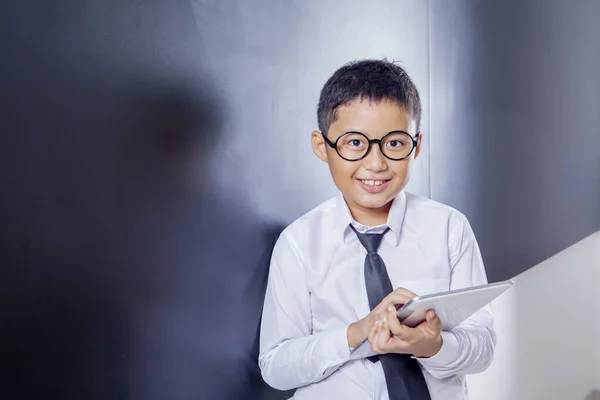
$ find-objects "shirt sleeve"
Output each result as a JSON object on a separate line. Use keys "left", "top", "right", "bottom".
{"left": 258, "top": 230, "right": 353, "bottom": 391}
{"left": 415, "top": 212, "right": 497, "bottom": 379}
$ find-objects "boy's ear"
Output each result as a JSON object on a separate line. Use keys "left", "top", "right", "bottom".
{"left": 414, "top": 131, "right": 423, "bottom": 159}
{"left": 311, "top": 130, "right": 329, "bottom": 163}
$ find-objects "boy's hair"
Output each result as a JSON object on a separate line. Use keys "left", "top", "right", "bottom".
{"left": 317, "top": 59, "right": 422, "bottom": 134}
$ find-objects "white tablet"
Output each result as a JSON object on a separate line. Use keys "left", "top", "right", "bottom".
{"left": 396, "top": 280, "right": 514, "bottom": 330}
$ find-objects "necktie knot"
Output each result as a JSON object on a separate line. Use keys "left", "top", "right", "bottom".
{"left": 350, "top": 225, "right": 389, "bottom": 254}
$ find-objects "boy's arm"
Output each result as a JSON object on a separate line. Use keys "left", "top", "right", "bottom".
{"left": 258, "top": 231, "right": 353, "bottom": 391}
{"left": 414, "top": 212, "right": 497, "bottom": 379}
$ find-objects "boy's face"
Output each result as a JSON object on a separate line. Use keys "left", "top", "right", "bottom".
{"left": 311, "top": 99, "right": 421, "bottom": 215}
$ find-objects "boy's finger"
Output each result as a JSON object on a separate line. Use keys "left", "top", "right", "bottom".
{"left": 377, "top": 319, "right": 391, "bottom": 350}
{"left": 367, "top": 319, "right": 380, "bottom": 344}
{"left": 427, "top": 310, "right": 442, "bottom": 331}
{"left": 369, "top": 321, "right": 382, "bottom": 353}
{"left": 426, "top": 310, "right": 435, "bottom": 322}
{"left": 384, "top": 292, "right": 412, "bottom": 308}
{"left": 386, "top": 305, "right": 404, "bottom": 335}
{"left": 393, "top": 287, "right": 418, "bottom": 299}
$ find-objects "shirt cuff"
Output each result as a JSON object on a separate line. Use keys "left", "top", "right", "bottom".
{"left": 349, "top": 339, "right": 377, "bottom": 360}
{"left": 322, "top": 326, "right": 352, "bottom": 364}
{"left": 413, "top": 331, "right": 459, "bottom": 367}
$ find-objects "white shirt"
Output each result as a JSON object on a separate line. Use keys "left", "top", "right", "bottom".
{"left": 258, "top": 191, "right": 496, "bottom": 400}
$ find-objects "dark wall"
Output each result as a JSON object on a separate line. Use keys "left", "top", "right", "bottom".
{"left": 0, "top": 1, "right": 289, "bottom": 399}
{"left": 430, "top": 0, "right": 600, "bottom": 282}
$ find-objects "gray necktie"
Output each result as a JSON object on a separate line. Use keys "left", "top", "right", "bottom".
{"left": 351, "top": 225, "right": 431, "bottom": 400}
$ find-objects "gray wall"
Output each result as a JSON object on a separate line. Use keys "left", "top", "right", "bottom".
{"left": 189, "top": 0, "right": 432, "bottom": 221}
{"left": 430, "top": 0, "right": 600, "bottom": 282}
{"left": 1, "top": 0, "right": 599, "bottom": 398}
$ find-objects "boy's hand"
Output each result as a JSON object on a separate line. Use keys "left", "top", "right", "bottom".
{"left": 347, "top": 288, "right": 417, "bottom": 348}
{"left": 367, "top": 305, "right": 443, "bottom": 358}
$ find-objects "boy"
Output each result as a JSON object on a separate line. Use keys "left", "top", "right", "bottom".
{"left": 258, "top": 59, "right": 496, "bottom": 399}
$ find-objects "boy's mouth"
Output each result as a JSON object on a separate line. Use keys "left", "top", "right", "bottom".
{"left": 357, "top": 178, "right": 392, "bottom": 193}
{"left": 359, "top": 179, "right": 390, "bottom": 187}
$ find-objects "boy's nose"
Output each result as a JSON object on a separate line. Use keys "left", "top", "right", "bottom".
{"left": 362, "top": 145, "right": 388, "bottom": 171}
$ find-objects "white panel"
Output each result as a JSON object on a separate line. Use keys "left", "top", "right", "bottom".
{"left": 467, "top": 232, "right": 600, "bottom": 399}
{"left": 595, "top": 233, "right": 600, "bottom": 390}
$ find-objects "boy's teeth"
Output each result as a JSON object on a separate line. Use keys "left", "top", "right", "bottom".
{"left": 362, "top": 180, "right": 385, "bottom": 186}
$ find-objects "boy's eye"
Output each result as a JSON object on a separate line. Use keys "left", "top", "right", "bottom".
{"left": 342, "top": 134, "right": 367, "bottom": 148}
{"left": 383, "top": 133, "right": 413, "bottom": 150}
{"left": 386, "top": 140, "right": 404, "bottom": 147}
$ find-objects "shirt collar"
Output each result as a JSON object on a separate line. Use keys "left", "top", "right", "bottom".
{"left": 334, "top": 190, "right": 407, "bottom": 247}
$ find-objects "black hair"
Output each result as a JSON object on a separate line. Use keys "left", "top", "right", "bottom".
{"left": 317, "top": 59, "right": 422, "bottom": 134}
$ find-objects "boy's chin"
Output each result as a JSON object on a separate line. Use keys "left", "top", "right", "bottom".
{"left": 349, "top": 192, "right": 395, "bottom": 210}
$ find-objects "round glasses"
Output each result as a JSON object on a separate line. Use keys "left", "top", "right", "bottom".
{"left": 321, "top": 131, "right": 419, "bottom": 161}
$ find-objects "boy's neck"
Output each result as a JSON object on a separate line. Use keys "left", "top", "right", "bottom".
{"left": 345, "top": 198, "right": 393, "bottom": 227}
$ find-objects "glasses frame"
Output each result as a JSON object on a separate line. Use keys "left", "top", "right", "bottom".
{"left": 321, "top": 130, "right": 420, "bottom": 162}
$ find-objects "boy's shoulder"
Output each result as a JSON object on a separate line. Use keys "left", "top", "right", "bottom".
{"left": 281, "top": 196, "right": 339, "bottom": 238}
{"left": 403, "top": 192, "right": 474, "bottom": 240}
{"left": 404, "top": 191, "right": 470, "bottom": 226}
{"left": 404, "top": 191, "right": 464, "bottom": 216}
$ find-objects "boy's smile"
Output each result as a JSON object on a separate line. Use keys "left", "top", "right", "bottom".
{"left": 312, "top": 98, "right": 421, "bottom": 226}
{"left": 357, "top": 178, "right": 392, "bottom": 193}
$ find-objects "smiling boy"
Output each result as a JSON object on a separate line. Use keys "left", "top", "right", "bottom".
{"left": 258, "top": 59, "right": 496, "bottom": 400}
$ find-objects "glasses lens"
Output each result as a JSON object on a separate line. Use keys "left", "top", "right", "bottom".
{"left": 381, "top": 132, "right": 415, "bottom": 160}
{"left": 337, "top": 132, "right": 370, "bottom": 160}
